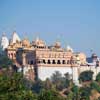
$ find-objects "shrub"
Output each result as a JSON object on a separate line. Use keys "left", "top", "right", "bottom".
{"left": 79, "top": 71, "right": 93, "bottom": 82}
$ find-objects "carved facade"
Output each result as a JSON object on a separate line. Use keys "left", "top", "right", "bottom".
{"left": 0, "top": 32, "right": 100, "bottom": 85}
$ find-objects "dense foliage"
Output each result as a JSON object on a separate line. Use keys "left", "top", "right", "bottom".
{"left": 38, "top": 89, "right": 65, "bottom": 100}
{"left": 51, "top": 71, "right": 70, "bottom": 91}
{"left": 1, "top": 56, "right": 100, "bottom": 100}
{"left": 0, "top": 70, "right": 37, "bottom": 100}
{"left": 96, "top": 72, "right": 100, "bottom": 83}
{"left": 79, "top": 70, "right": 93, "bottom": 82}
{"left": 0, "top": 52, "right": 13, "bottom": 68}
{"left": 90, "top": 81, "right": 100, "bottom": 93}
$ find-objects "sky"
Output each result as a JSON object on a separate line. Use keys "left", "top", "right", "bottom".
{"left": 0, "top": 0, "right": 100, "bottom": 56}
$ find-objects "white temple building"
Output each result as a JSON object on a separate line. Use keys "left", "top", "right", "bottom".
{"left": 0, "top": 33, "right": 9, "bottom": 51}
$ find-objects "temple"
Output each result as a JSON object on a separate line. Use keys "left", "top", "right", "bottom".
{"left": 0, "top": 31, "right": 100, "bottom": 85}
{"left": 0, "top": 33, "right": 9, "bottom": 50}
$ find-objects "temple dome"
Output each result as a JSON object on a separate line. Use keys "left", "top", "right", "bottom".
{"left": 22, "top": 38, "right": 30, "bottom": 47}
{"left": 54, "top": 41, "right": 61, "bottom": 48}
{"left": 33, "top": 37, "right": 46, "bottom": 47}
{"left": 66, "top": 45, "right": 73, "bottom": 52}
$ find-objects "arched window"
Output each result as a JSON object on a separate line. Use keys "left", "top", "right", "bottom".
{"left": 62, "top": 60, "right": 66, "bottom": 64}
{"left": 47, "top": 60, "right": 51, "bottom": 64}
{"left": 57, "top": 60, "right": 61, "bottom": 64}
{"left": 43, "top": 59, "right": 46, "bottom": 64}
{"left": 52, "top": 60, "right": 56, "bottom": 64}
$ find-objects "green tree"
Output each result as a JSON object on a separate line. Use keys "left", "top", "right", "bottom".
{"left": 51, "top": 71, "right": 63, "bottom": 90}
{"left": 51, "top": 71, "right": 70, "bottom": 91}
{"left": 90, "top": 81, "right": 100, "bottom": 93}
{"left": 96, "top": 72, "right": 100, "bottom": 83}
{"left": 67, "top": 91, "right": 74, "bottom": 100}
{"left": 79, "top": 71, "right": 93, "bottom": 82}
{"left": 80, "top": 86, "right": 91, "bottom": 100}
{"left": 32, "top": 79, "right": 44, "bottom": 93}
{"left": 0, "top": 54, "right": 13, "bottom": 68}
{"left": 0, "top": 71, "right": 37, "bottom": 100}
{"left": 38, "top": 89, "right": 65, "bottom": 100}
{"left": 71, "top": 85, "right": 80, "bottom": 100}
{"left": 64, "top": 73, "right": 70, "bottom": 88}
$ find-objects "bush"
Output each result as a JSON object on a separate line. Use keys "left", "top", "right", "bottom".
{"left": 90, "top": 81, "right": 100, "bottom": 93}
{"left": 0, "top": 54, "right": 13, "bottom": 68}
{"left": 32, "top": 79, "right": 44, "bottom": 93}
{"left": 51, "top": 71, "right": 70, "bottom": 91}
{"left": 96, "top": 72, "right": 100, "bottom": 82}
{"left": 80, "top": 87, "right": 91, "bottom": 100}
{"left": 0, "top": 71, "right": 37, "bottom": 100}
{"left": 79, "top": 71, "right": 93, "bottom": 82}
{"left": 38, "top": 89, "right": 65, "bottom": 100}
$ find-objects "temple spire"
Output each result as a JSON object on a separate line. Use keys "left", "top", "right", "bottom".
{"left": 12, "top": 31, "right": 21, "bottom": 43}
{"left": 0, "top": 32, "right": 9, "bottom": 50}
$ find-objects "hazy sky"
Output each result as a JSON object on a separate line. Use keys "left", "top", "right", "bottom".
{"left": 0, "top": 0, "right": 100, "bottom": 56}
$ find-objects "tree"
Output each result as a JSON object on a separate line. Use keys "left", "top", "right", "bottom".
{"left": 32, "top": 79, "right": 44, "bottom": 93}
{"left": 67, "top": 91, "right": 74, "bottom": 100}
{"left": 51, "top": 71, "right": 70, "bottom": 91}
{"left": 44, "top": 78, "right": 53, "bottom": 90}
{"left": 90, "top": 81, "right": 100, "bottom": 93}
{"left": 96, "top": 72, "right": 100, "bottom": 83}
{"left": 0, "top": 54, "right": 13, "bottom": 68}
{"left": 64, "top": 73, "right": 70, "bottom": 88}
{"left": 51, "top": 71, "right": 62, "bottom": 84}
{"left": 79, "top": 86, "right": 91, "bottom": 100}
{"left": 38, "top": 89, "right": 65, "bottom": 100}
{"left": 79, "top": 71, "right": 93, "bottom": 82}
{"left": 71, "top": 85, "right": 80, "bottom": 100}
{"left": 0, "top": 70, "right": 37, "bottom": 100}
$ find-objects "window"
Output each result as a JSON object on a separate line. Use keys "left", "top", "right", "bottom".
{"left": 57, "top": 60, "right": 61, "bottom": 64}
{"left": 43, "top": 59, "right": 46, "bottom": 64}
{"left": 62, "top": 60, "right": 66, "bottom": 64}
{"left": 47, "top": 60, "right": 51, "bottom": 64}
{"left": 52, "top": 60, "right": 56, "bottom": 64}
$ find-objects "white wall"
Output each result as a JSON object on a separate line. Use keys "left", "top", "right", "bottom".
{"left": 38, "top": 66, "right": 73, "bottom": 80}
